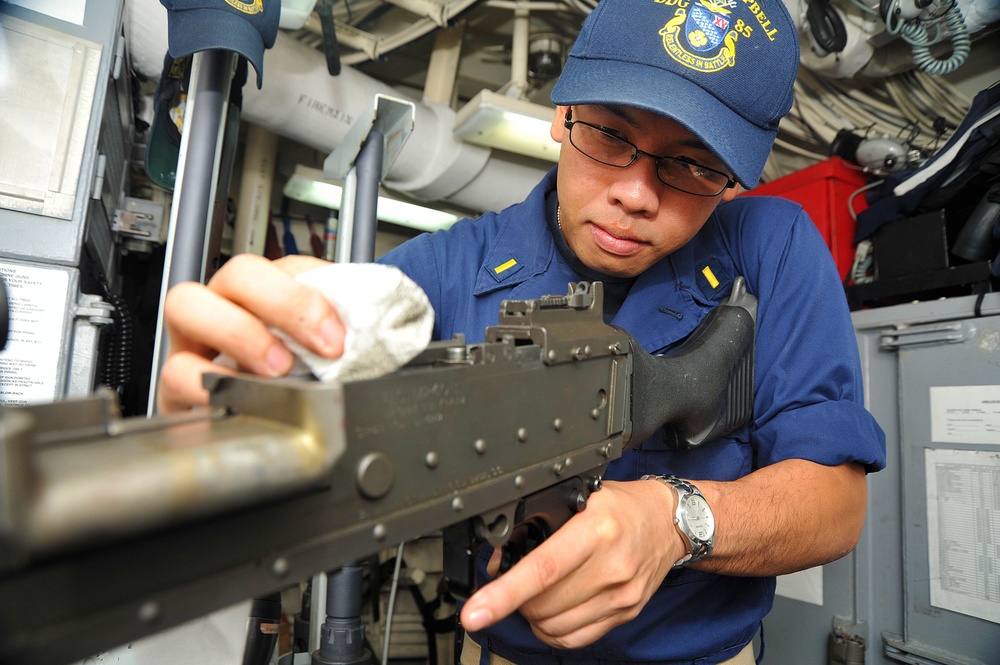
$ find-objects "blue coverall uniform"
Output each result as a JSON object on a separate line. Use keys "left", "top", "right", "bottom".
{"left": 379, "top": 168, "right": 887, "bottom": 664}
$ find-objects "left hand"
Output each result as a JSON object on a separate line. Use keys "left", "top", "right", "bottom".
{"left": 458, "top": 479, "right": 686, "bottom": 649}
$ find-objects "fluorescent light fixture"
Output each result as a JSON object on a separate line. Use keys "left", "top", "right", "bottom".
{"left": 454, "top": 90, "right": 560, "bottom": 162}
{"left": 282, "top": 166, "right": 462, "bottom": 233}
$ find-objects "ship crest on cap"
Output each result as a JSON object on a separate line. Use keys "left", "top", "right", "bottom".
{"left": 225, "top": 0, "right": 263, "bottom": 15}
{"left": 657, "top": 0, "right": 779, "bottom": 73}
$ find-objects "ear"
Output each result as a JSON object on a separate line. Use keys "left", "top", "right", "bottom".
{"left": 720, "top": 183, "right": 742, "bottom": 202}
{"left": 550, "top": 106, "right": 570, "bottom": 142}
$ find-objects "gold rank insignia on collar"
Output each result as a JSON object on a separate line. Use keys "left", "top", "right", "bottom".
{"left": 696, "top": 257, "right": 732, "bottom": 300}
{"left": 488, "top": 253, "right": 524, "bottom": 283}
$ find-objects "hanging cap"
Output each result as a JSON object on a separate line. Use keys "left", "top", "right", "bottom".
{"left": 159, "top": 0, "right": 279, "bottom": 89}
{"left": 145, "top": 53, "right": 248, "bottom": 190}
{"left": 551, "top": 0, "right": 800, "bottom": 189}
{"left": 145, "top": 54, "right": 190, "bottom": 191}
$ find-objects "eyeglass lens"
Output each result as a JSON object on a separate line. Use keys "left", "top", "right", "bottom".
{"left": 568, "top": 122, "right": 731, "bottom": 196}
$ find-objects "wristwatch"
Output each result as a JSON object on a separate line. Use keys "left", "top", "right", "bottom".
{"left": 641, "top": 474, "right": 715, "bottom": 567}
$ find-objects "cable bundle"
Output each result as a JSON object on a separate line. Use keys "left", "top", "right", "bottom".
{"left": 765, "top": 67, "right": 971, "bottom": 182}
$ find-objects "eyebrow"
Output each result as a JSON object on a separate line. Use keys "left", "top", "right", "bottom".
{"left": 597, "top": 104, "right": 715, "bottom": 155}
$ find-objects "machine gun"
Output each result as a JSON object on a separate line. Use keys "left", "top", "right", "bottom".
{"left": 0, "top": 279, "right": 756, "bottom": 665}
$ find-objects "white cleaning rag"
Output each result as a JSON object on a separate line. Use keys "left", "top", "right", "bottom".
{"left": 274, "top": 262, "right": 434, "bottom": 382}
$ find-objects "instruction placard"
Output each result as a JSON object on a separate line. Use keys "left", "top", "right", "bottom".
{"left": 0, "top": 262, "right": 71, "bottom": 406}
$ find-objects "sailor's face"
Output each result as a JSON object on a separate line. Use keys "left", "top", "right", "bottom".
{"left": 551, "top": 104, "right": 738, "bottom": 278}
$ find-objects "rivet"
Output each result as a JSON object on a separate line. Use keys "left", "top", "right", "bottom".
{"left": 272, "top": 557, "right": 289, "bottom": 576}
{"left": 452, "top": 497, "right": 464, "bottom": 512}
{"left": 517, "top": 428, "right": 528, "bottom": 442}
{"left": 474, "top": 438, "right": 487, "bottom": 454}
{"left": 425, "top": 451, "right": 439, "bottom": 468}
{"left": 373, "top": 524, "right": 387, "bottom": 541}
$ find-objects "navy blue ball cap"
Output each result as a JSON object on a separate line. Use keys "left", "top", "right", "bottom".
{"left": 159, "top": 0, "right": 279, "bottom": 89}
{"left": 551, "top": 0, "right": 800, "bottom": 189}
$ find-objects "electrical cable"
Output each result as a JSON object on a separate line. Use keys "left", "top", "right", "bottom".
{"left": 846, "top": 178, "right": 886, "bottom": 221}
{"left": 765, "top": 58, "right": 971, "bottom": 182}
{"left": 881, "top": 0, "right": 971, "bottom": 75}
{"left": 910, "top": 4, "right": 971, "bottom": 75}
{"left": 381, "top": 542, "right": 406, "bottom": 665}
{"left": 844, "top": 0, "right": 881, "bottom": 16}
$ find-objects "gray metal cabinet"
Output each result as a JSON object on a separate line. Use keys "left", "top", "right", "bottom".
{"left": 764, "top": 292, "right": 1000, "bottom": 665}
{"left": 0, "top": 0, "right": 131, "bottom": 404}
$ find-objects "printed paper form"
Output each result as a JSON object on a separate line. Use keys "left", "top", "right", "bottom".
{"left": 931, "top": 385, "right": 1000, "bottom": 445}
{"left": 925, "top": 448, "right": 1000, "bottom": 624}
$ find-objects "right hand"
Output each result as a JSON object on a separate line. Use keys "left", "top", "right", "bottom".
{"left": 156, "top": 254, "right": 345, "bottom": 414}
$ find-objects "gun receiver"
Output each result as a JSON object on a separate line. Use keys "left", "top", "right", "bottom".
{"left": 0, "top": 280, "right": 755, "bottom": 665}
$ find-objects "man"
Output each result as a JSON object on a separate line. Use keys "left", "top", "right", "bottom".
{"left": 158, "top": 0, "right": 887, "bottom": 663}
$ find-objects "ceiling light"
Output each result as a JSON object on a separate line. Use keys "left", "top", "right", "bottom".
{"left": 453, "top": 90, "right": 560, "bottom": 162}
{"left": 282, "top": 166, "right": 462, "bottom": 233}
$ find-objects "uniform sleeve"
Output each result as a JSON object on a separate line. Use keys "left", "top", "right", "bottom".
{"left": 733, "top": 199, "right": 886, "bottom": 473}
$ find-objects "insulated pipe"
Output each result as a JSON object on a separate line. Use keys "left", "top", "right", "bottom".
{"left": 233, "top": 124, "right": 280, "bottom": 256}
{"left": 126, "top": 0, "right": 548, "bottom": 216}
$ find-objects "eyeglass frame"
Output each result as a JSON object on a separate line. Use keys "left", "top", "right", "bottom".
{"left": 562, "top": 107, "right": 738, "bottom": 198}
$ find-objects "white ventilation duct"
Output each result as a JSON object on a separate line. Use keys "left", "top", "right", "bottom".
{"left": 125, "top": 0, "right": 549, "bottom": 215}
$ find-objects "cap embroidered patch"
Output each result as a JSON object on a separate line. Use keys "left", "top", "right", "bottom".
{"left": 660, "top": 0, "right": 780, "bottom": 74}
{"left": 696, "top": 257, "right": 732, "bottom": 299}
{"left": 488, "top": 254, "right": 524, "bottom": 283}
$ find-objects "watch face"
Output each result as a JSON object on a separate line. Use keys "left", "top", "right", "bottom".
{"left": 683, "top": 494, "right": 715, "bottom": 542}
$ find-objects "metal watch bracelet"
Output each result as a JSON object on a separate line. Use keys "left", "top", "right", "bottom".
{"left": 640, "top": 474, "right": 715, "bottom": 568}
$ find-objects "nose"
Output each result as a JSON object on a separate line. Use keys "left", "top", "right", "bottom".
{"left": 607, "top": 153, "right": 663, "bottom": 217}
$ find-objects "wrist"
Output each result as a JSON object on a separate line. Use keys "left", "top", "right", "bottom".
{"left": 641, "top": 474, "right": 716, "bottom": 567}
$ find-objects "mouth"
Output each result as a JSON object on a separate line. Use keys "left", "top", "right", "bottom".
{"left": 588, "top": 222, "right": 647, "bottom": 257}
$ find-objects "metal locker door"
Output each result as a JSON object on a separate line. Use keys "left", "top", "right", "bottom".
{"left": 879, "top": 299, "right": 1000, "bottom": 665}
{"left": 765, "top": 293, "right": 1000, "bottom": 665}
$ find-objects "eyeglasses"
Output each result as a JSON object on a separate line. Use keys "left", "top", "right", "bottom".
{"left": 563, "top": 108, "right": 737, "bottom": 197}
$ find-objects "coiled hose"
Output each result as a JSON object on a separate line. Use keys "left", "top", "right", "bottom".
{"left": 99, "top": 287, "right": 133, "bottom": 396}
{"left": 886, "top": 1, "right": 971, "bottom": 76}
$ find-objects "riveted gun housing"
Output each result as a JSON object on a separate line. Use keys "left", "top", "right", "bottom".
{"left": 0, "top": 279, "right": 755, "bottom": 665}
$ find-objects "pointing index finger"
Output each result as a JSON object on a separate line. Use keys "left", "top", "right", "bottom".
{"left": 459, "top": 538, "right": 581, "bottom": 632}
